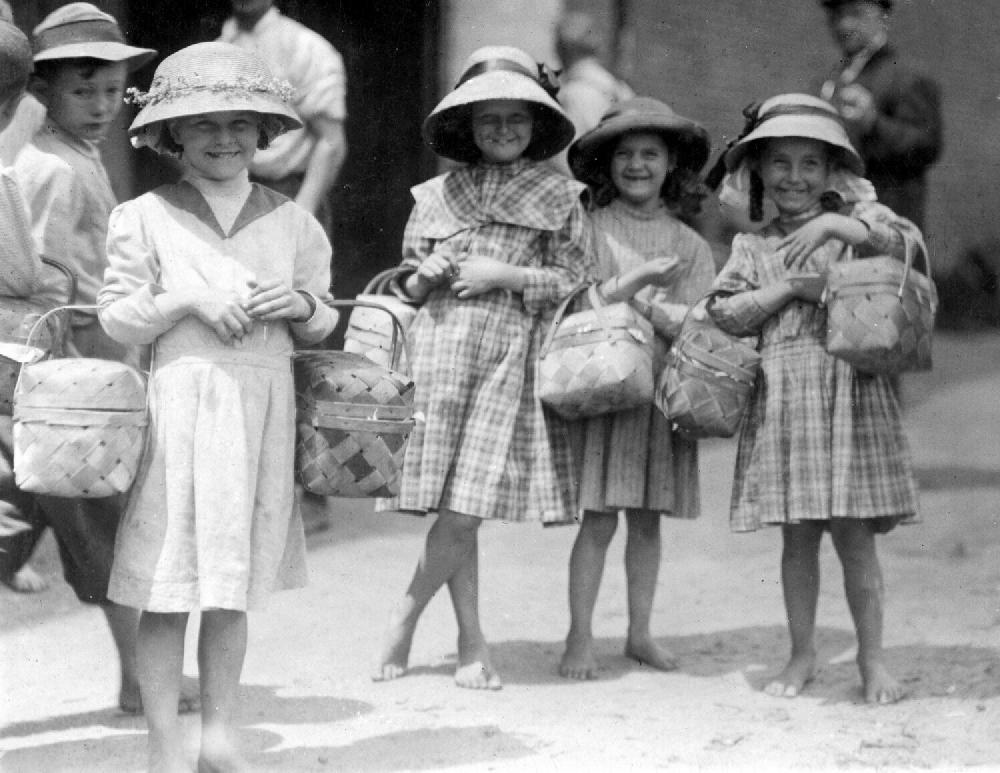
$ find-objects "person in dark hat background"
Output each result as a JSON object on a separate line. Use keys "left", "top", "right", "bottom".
{"left": 818, "top": 0, "right": 942, "bottom": 230}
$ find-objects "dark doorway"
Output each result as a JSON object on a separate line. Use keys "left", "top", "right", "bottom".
{"left": 123, "top": 0, "right": 441, "bottom": 300}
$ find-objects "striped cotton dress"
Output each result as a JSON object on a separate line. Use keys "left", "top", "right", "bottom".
{"left": 708, "top": 201, "right": 920, "bottom": 532}
{"left": 392, "top": 159, "right": 594, "bottom": 523}
{"left": 573, "top": 199, "right": 716, "bottom": 519}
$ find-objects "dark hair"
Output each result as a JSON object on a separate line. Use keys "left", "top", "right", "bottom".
{"left": 588, "top": 130, "right": 709, "bottom": 219}
{"left": 159, "top": 118, "right": 270, "bottom": 157}
{"left": 32, "top": 57, "right": 120, "bottom": 83}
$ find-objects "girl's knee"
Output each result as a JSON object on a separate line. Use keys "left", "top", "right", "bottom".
{"left": 581, "top": 511, "right": 618, "bottom": 545}
{"left": 625, "top": 511, "right": 660, "bottom": 540}
{"left": 436, "top": 510, "right": 483, "bottom": 538}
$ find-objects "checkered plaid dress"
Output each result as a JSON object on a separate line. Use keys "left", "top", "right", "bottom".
{"left": 394, "top": 160, "right": 594, "bottom": 522}
{"left": 708, "top": 202, "right": 920, "bottom": 532}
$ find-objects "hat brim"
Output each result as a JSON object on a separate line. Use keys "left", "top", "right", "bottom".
{"left": 129, "top": 91, "right": 302, "bottom": 152}
{"left": 34, "top": 42, "right": 156, "bottom": 71}
{"left": 423, "top": 71, "right": 575, "bottom": 163}
{"left": 568, "top": 112, "right": 711, "bottom": 185}
{"left": 724, "top": 114, "right": 864, "bottom": 176}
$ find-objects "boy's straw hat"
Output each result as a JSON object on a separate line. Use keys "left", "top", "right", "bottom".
{"left": 723, "top": 93, "right": 863, "bottom": 174}
{"left": 32, "top": 3, "right": 155, "bottom": 70}
{"left": 128, "top": 42, "right": 301, "bottom": 153}
{"left": 568, "top": 96, "right": 710, "bottom": 185}
{"left": 422, "top": 45, "right": 575, "bottom": 163}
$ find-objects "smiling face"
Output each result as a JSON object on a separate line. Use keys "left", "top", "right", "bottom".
{"left": 41, "top": 61, "right": 127, "bottom": 144}
{"left": 610, "top": 131, "right": 674, "bottom": 211}
{"left": 826, "top": 1, "right": 888, "bottom": 57}
{"left": 169, "top": 110, "right": 261, "bottom": 182}
{"left": 471, "top": 99, "right": 533, "bottom": 164}
{"left": 758, "top": 137, "right": 833, "bottom": 218}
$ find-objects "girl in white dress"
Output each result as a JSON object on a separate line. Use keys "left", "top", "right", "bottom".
{"left": 99, "top": 42, "right": 338, "bottom": 772}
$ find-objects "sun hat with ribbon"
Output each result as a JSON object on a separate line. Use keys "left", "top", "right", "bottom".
{"left": 568, "top": 96, "right": 711, "bottom": 186}
{"left": 722, "top": 93, "right": 864, "bottom": 175}
{"left": 422, "top": 45, "right": 575, "bottom": 163}
{"left": 126, "top": 42, "right": 301, "bottom": 154}
{"left": 31, "top": 3, "right": 155, "bottom": 70}
{"left": 715, "top": 93, "right": 874, "bottom": 217}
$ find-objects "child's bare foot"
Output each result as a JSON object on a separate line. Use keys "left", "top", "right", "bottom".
{"left": 559, "top": 634, "right": 599, "bottom": 680}
{"left": 372, "top": 616, "right": 415, "bottom": 682}
{"left": 149, "top": 735, "right": 192, "bottom": 773}
{"left": 763, "top": 652, "right": 816, "bottom": 698}
{"left": 624, "top": 635, "right": 678, "bottom": 672}
{"left": 198, "top": 727, "right": 247, "bottom": 773}
{"left": 2, "top": 564, "right": 48, "bottom": 593}
{"left": 121, "top": 675, "right": 201, "bottom": 715}
{"left": 860, "top": 659, "right": 906, "bottom": 704}
{"left": 455, "top": 635, "right": 502, "bottom": 690}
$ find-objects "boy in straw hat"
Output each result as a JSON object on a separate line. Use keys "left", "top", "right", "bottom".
{"left": 373, "top": 45, "right": 595, "bottom": 691}
{"left": 708, "top": 93, "right": 924, "bottom": 704}
{"left": 0, "top": 8, "right": 203, "bottom": 718}
{"left": 99, "top": 41, "right": 337, "bottom": 771}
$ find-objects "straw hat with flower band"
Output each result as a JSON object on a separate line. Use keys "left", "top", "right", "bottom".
{"left": 422, "top": 45, "right": 575, "bottom": 163}
{"left": 31, "top": 2, "right": 155, "bottom": 70}
{"left": 713, "top": 93, "right": 875, "bottom": 219}
{"left": 568, "top": 96, "right": 711, "bottom": 186}
{"left": 127, "top": 42, "right": 301, "bottom": 155}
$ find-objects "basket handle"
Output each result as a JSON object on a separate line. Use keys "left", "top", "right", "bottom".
{"left": 326, "top": 298, "right": 412, "bottom": 371}
{"left": 360, "top": 267, "right": 407, "bottom": 296}
{"left": 540, "top": 283, "right": 595, "bottom": 357}
{"left": 23, "top": 303, "right": 99, "bottom": 358}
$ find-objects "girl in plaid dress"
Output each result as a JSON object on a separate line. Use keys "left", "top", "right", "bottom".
{"left": 558, "top": 97, "right": 715, "bottom": 680}
{"left": 707, "top": 94, "right": 922, "bottom": 704}
{"left": 373, "top": 46, "right": 594, "bottom": 690}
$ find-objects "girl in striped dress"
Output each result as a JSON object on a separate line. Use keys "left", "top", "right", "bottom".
{"left": 372, "top": 46, "right": 594, "bottom": 690}
{"left": 559, "top": 97, "right": 715, "bottom": 679}
{"left": 707, "top": 93, "right": 923, "bottom": 704}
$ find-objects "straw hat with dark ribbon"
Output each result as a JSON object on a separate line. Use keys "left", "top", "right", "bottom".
{"left": 422, "top": 45, "right": 575, "bottom": 163}
{"left": 32, "top": 3, "right": 155, "bottom": 70}
{"left": 127, "top": 42, "right": 301, "bottom": 153}
{"left": 722, "top": 93, "right": 864, "bottom": 175}
{"left": 568, "top": 96, "right": 711, "bottom": 187}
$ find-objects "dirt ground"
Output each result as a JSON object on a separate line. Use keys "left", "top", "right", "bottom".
{"left": 1, "top": 328, "right": 998, "bottom": 772}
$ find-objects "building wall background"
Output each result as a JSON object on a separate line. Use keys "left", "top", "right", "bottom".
{"left": 566, "top": 0, "right": 996, "bottom": 273}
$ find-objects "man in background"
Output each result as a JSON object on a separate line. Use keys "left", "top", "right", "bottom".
{"left": 219, "top": 0, "right": 347, "bottom": 236}
{"left": 819, "top": 0, "right": 942, "bottom": 229}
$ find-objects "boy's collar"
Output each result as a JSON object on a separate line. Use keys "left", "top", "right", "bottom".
{"left": 40, "top": 118, "right": 102, "bottom": 155}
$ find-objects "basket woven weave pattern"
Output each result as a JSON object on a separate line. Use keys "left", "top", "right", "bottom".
{"left": 295, "top": 352, "right": 415, "bottom": 498}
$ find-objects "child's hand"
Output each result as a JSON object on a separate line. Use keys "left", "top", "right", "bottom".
{"left": 185, "top": 289, "right": 254, "bottom": 343}
{"left": 785, "top": 273, "right": 826, "bottom": 304}
{"left": 778, "top": 215, "right": 835, "bottom": 269}
{"left": 451, "top": 256, "right": 520, "bottom": 299}
{"left": 244, "top": 279, "right": 312, "bottom": 321}
{"left": 643, "top": 256, "right": 683, "bottom": 288}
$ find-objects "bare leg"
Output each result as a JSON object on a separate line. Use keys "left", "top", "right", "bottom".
{"left": 765, "top": 523, "right": 824, "bottom": 698}
{"left": 830, "top": 520, "right": 905, "bottom": 704}
{"left": 373, "top": 510, "right": 482, "bottom": 681}
{"left": 105, "top": 602, "right": 200, "bottom": 716}
{"left": 623, "top": 511, "right": 677, "bottom": 671}
{"left": 137, "top": 611, "right": 190, "bottom": 773}
{"left": 197, "top": 609, "right": 249, "bottom": 773}
{"left": 446, "top": 524, "right": 500, "bottom": 690}
{"left": 560, "top": 512, "right": 617, "bottom": 679}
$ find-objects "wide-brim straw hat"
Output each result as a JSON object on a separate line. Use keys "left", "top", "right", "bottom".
{"left": 723, "top": 93, "right": 864, "bottom": 175}
{"left": 32, "top": 2, "right": 155, "bottom": 71}
{"left": 423, "top": 45, "right": 575, "bottom": 163}
{"left": 128, "top": 42, "right": 301, "bottom": 153}
{"left": 568, "top": 96, "right": 711, "bottom": 184}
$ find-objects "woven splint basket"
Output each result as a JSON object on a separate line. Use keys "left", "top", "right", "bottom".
{"left": 13, "top": 307, "right": 147, "bottom": 497}
{"left": 296, "top": 301, "right": 415, "bottom": 497}
{"left": 656, "top": 307, "right": 761, "bottom": 438}
{"left": 343, "top": 269, "right": 417, "bottom": 371}
{"left": 538, "top": 284, "right": 654, "bottom": 420}
{"left": 824, "top": 239, "right": 937, "bottom": 375}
